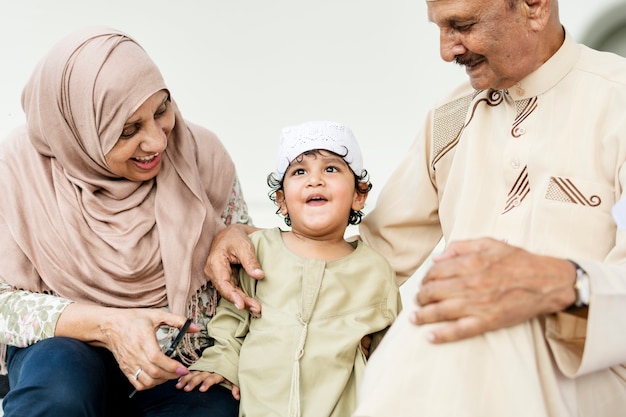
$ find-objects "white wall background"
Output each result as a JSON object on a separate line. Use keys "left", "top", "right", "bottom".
{"left": 0, "top": 0, "right": 624, "bottom": 304}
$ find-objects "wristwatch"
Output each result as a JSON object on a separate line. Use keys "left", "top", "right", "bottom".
{"left": 569, "top": 260, "right": 590, "bottom": 308}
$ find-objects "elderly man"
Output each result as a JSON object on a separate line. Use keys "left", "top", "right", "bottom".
{"left": 207, "top": 0, "right": 626, "bottom": 415}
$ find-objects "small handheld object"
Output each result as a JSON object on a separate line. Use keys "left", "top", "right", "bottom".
{"left": 128, "top": 318, "right": 193, "bottom": 398}
{"left": 164, "top": 318, "right": 192, "bottom": 357}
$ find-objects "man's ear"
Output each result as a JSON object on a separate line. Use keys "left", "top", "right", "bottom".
{"left": 524, "top": 0, "right": 552, "bottom": 32}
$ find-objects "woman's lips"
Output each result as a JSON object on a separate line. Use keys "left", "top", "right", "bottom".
{"left": 132, "top": 152, "right": 162, "bottom": 170}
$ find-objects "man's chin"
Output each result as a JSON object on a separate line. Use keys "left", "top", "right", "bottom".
{"left": 468, "top": 77, "right": 491, "bottom": 90}
{"left": 466, "top": 71, "right": 500, "bottom": 91}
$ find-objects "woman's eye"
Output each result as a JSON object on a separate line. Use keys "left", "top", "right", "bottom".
{"left": 120, "top": 125, "right": 138, "bottom": 139}
{"left": 155, "top": 104, "right": 168, "bottom": 118}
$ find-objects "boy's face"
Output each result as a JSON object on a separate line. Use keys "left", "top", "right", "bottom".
{"left": 277, "top": 150, "right": 367, "bottom": 236}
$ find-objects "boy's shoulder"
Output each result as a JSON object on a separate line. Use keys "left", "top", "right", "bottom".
{"left": 248, "top": 227, "right": 283, "bottom": 251}
{"left": 249, "top": 227, "right": 280, "bottom": 240}
{"left": 352, "top": 237, "right": 394, "bottom": 269}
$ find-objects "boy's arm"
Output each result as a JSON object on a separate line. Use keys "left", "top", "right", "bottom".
{"left": 370, "top": 269, "right": 403, "bottom": 356}
{"left": 189, "top": 270, "right": 253, "bottom": 386}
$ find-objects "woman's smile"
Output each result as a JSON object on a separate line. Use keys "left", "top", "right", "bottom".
{"left": 131, "top": 152, "right": 162, "bottom": 170}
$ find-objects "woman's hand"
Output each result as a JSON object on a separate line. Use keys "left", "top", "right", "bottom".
{"left": 411, "top": 237, "right": 577, "bottom": 343}
{"left": 55, "top": 304, "right": 197, "bottom": 391}
{"left": 204, "top": 223, "right": 264, "bottom": 316}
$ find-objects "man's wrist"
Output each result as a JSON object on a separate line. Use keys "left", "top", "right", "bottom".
{"left": 567, "top": 260, "right": 590, "bottom": 309}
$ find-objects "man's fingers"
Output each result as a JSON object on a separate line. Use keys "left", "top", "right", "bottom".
{"left": 203, "top": 224, "right": 265, "bottom": 315}
{"left": 214, "top": 280, "right": 245, "bottom": 310}
{"left": 412, "top": 297, "right": 466, "bottom": 325}
{"left": 409, "top": 308, "right": 486, "bottom": 344}
{"left": 420, "top": 315, "right": 485, "bottom": 344}
{"left": 433, "top": 238, "right": 497, "bottom": 261}
{"left": 229, "top": 236, "right": 264, "bottom": 280}
{"left": 243, "top": 295, "right": 262, "bottom": 317}
{"left": 220, "top": 284, "right": 261, "bottom": 315}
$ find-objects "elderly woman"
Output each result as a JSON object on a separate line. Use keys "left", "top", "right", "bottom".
{"left": 0, "top": 26, "right": 248, "bottom": 416}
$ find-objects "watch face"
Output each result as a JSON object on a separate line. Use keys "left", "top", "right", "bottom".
{"left": 582, "top": 3, "right": 626, "bottom": 58}
{"left": 574, "top": 266, "right": 591, "bottom": 307}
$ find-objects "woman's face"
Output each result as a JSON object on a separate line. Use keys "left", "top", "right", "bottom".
{"left": 105, "top": 90, "right": 174, "bottom": 181}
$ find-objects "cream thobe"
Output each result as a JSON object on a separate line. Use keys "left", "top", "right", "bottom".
{"left": 356, "top": 32, "right": 626, "bottom": 417}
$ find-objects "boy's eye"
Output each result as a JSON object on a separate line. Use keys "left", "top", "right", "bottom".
{"left": 293, "top": 168, "right": 306, "bottom": 176}
{"left": 325, "top": 166, "right": 339, "bottom": 173}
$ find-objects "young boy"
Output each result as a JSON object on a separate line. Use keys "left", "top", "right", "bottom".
{"left": 178, "top": 121, "right": 401, "bottom": 416}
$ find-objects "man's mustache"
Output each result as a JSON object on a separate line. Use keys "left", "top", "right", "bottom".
{"left": 455, "top": 54, "right": 484, "bottom": 67}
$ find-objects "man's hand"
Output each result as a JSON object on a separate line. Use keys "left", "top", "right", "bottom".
{"left": 411, "top": 238, "right": 577, "bottom": 343}
{"left": 205, "top": 224, "right": 264, "bottom": 316}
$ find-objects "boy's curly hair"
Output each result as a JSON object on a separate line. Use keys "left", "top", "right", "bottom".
{"left": 267, "top": 149, "right": 372, "bottom": 227}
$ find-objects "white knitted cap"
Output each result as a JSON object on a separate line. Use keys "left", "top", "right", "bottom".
{"left": 275, "top": 120, "right": 364, "bottom": 181}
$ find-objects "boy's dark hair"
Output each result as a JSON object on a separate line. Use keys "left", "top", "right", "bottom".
{"left": 267, "top": 149, "right": 372, "bottom": 227}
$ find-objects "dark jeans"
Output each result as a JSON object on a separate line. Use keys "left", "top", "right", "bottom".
{"left": 2, "top": 337, "right": 238, "bottom": 417}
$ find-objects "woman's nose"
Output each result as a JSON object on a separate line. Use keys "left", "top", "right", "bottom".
{"left": 140, "top": 120, "right": 167, "bottom": 153}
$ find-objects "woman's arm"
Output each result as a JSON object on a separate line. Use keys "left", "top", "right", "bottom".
{"left": 54, "top": 303, "right": 196, "bottom": 391}
{"left": 0, "top": 281, "right": 72, "bottom": 346}
{"left": 0, "top": 280, "right": 195, "bottom": 392}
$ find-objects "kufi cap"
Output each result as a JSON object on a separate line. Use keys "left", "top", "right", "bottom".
{"left": 275, "top": 120, "right": 364, "bottom": 181}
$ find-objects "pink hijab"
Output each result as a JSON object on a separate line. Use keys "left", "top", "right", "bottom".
{"left": 0, "top": 27, "right": 235, "bottom": 318}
